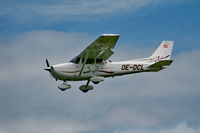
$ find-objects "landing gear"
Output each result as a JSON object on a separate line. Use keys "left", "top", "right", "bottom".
{"left": 79, "top": 80, "right": 94, "bottom": 93}
{"left": 79, "top": 85, "right": 94, "bottom": 93}
{"left": 92, "top": 81, "right": 99, "bottom": 84}
{"left": 58, "top": 82, "right": 71, "bottom": 91}
{"left": 57, "top": 79, "right": 95, "bottom": 93}
{"left": 90, "top": 76, "right": 104, "bottom": 84}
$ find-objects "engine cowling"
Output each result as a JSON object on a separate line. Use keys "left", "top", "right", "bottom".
{"left": 91, "top": 76, "right": 104, "bottom": 84}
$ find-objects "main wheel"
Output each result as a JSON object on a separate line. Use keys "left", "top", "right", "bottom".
{"left": 59, "top": 88, "right": 67, "bottom": 91}
{"left": 79, "top": 85, "right": 94, "bottom": 93}
{"left": 92, "top": 81, "right": 99, "bottom": 84}
{"left": 82, "top": 90, "right": 88, "bottom": 93}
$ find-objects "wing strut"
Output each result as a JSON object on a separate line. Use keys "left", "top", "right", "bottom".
{"left": 79, "top": 51, "right": 89, "bottom": 77}
{"left": 86, "top": 79, "right": 90, "bottom": 87}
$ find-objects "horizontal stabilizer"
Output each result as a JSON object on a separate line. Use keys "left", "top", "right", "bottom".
{"left": 149, "top": 60, "right": 173, "bottom": 69}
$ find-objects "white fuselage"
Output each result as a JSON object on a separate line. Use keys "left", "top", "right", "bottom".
{"left": 50, "top": 60, "right": 153, "bottom": 81}
{"left": 44, "top": 39, "right": 174, "bottom": 92}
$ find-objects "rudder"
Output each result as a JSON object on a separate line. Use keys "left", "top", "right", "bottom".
{"left": 150, "top": 41, "right": 174, "bottom": 60}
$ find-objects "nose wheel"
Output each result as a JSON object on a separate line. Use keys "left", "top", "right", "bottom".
{"left": 58, "top": 82, "right": 71, "bottom": 91}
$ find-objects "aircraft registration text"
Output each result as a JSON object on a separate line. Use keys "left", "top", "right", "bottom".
{"left": 121, "top": 64, "right": 144, "bottom": 71}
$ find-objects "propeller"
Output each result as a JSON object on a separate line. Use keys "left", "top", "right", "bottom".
{"left": 44, "top": 59, "right": 57, "bottom": 80}
{"left": 46, "top": 59, "right": 50, "bottom": 67}
{"left": 44, "top": 59, "right": 51, "bottom": 72}
{"left": 44, "top": 59, "right": 55, "bottom": 71}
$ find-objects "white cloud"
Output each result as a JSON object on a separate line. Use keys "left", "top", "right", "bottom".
{"left": 1, "top": 119, "right": 200, "bottom": 133}
{"left": 0, "top": 118, "right": 95, "bottom": 133}
{"left": 115, "top": 122, "right": 200, "bottom": 133}
{"left": 34, "top": 0, "right": 150, "bottom": 16}
{"left": 0, "top": 31, "right": 200, "bottom": 133}
{"left": 104, "top": 107, "right": 160, "bottom": 127}
{"left": 0, "top": 0, "right": 192, "bottom": 22}
{"left": 0, "top": 31, "right": 90, "bottom": 82}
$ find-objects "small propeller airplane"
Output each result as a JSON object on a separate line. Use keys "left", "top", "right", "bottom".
{"left": 45, "top": 34, "right": 174, "bottom": 93}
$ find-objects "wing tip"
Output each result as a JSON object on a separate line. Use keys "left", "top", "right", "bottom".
{"left": 101, "top": 34, "right": 120, "bottom": 37}
{"left": 162, "top": 40, "right": 175, "bottom": 44}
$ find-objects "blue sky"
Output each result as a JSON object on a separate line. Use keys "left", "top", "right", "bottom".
{"left": 0, "top": 0, "right": 200, "bottom": 133}
{"left": 0, "top": 0, "right": 200, "bottom": 52}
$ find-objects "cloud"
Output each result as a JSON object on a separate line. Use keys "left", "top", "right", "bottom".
{"left": 0, "top": 118, "right": 95, "bottom": 133}
{"left": 104, "top": 107, "right": 160, "bottom": 127}
{"left": 33, "top": 0, "right": 150, "bottom": 17}
{"left": 0, "top": 119, "right": 200, "bottom": 133}
{"left": 0, "top": 0, "right": 191, "bottom": 22}
{"left": 115, "top": 122, "right": 200, "bottom": 133}
{"left": 0, "top": 31, "right": 200, "bottom": 133}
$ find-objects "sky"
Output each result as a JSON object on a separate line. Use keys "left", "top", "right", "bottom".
{"left": 0, "top": 0, "right": 200, "bottom": 133}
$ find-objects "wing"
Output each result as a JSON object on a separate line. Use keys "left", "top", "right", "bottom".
{"left": 71, "top": 34, "right": 120, "bottom": 63}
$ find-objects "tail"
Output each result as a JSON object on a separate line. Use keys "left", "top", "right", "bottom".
{"left": 148, "top": 41, "right": 174, "bottom": 71}
{"left": 149, "top": 40, "right": 174, "bottom": 61}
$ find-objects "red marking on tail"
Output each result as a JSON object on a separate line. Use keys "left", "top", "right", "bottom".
{"left": 163, "top": 44, "right": 168, "bottom": 48}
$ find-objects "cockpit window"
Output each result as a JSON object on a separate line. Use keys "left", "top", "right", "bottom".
{"left": 70, "top": 57, "right": 106, "bottom": 64}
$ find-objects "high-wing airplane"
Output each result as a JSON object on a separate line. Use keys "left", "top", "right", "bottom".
{"left": 44, "top": 34, "right": 174, "bottom": 93}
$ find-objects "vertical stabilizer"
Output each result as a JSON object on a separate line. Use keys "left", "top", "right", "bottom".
{"left": 150, "top": 41, "right": 174, "bottom": 60}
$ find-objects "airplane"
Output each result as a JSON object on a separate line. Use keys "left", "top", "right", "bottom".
{"left": 44, "top": 34, "right": 174, "bottom": 93}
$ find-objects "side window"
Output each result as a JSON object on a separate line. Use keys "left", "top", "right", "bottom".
{"left": 86, "top": 59, "right": 93, "bottom": 64}
{"left": 96, "top": 59, "right": 103, "bottom": 64}
{"left": 85, "top": 59, "right": 104, "bottom": 64}
{"left": 71, "top": 58, "right": 105, "bottom": 64}
{"left": 70, "top": 57, "right": 80, "bottom": 64}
